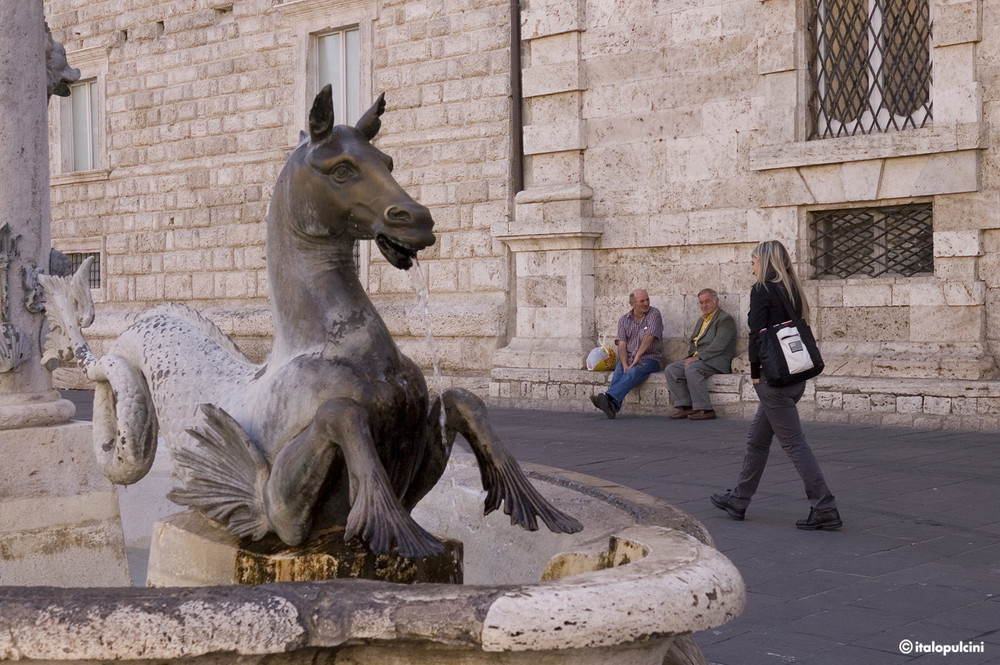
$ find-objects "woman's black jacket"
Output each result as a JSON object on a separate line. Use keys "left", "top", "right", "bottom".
{"left": 748, "top": 281, "right": 804, "bottom": 381}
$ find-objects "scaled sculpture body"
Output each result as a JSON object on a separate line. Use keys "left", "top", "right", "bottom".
{"left": 41, "top": 87, "right": 581, "bottom": 557}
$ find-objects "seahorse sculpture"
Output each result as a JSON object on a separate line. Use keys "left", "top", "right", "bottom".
{"left": 40, "top": 86, "right": 581, "bottom": 557}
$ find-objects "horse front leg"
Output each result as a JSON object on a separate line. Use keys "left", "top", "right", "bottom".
{"left": 439, "top": 388, "right": 583, "bottom": 534}
{"left": 265, "top": 397, "right": 445, "bottom": 558}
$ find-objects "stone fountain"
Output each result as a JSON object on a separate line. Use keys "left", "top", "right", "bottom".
{"left": 5, "top": 5, "right": 745, "bottom": 663}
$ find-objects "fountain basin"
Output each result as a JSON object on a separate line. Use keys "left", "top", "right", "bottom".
{"left": 0, "top": 452, "right": 744, "bottom": 664}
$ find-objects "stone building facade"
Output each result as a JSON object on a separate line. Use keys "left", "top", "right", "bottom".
{"left": 44, "top": 0, "right": 1000, "bottom": 429}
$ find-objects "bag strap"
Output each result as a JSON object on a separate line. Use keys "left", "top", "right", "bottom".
{"left": 769, "top": 283, "right": 800, "bottom": 323}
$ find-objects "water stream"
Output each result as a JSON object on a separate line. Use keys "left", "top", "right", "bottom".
{"left": 409, "top": 260, "right": 447, "bottom": 434}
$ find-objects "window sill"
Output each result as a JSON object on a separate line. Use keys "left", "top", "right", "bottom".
{"left": 51, "top": 169, "right": 111, "bottom": 186}
{"left": 750, "top": 123, "right": 987, "bottom": 172}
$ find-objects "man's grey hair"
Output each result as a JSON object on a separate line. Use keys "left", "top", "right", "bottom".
{"left": 698, "top": 288, "right": 719, "bottom": 300}
{"left": 628, "top": 289, "right": 647, "bottom": 305}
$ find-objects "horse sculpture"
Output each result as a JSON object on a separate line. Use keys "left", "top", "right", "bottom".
{"left": 40, "top": 86, "right": 581, "bottom": 558}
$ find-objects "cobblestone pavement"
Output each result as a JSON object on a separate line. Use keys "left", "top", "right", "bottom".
{"left": 488, "top": 406, "right": 1000, "bottom": 665}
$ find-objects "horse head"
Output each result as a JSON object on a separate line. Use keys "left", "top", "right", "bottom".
{"left": 287, "top": 85, "right": 434, "bottom": 270}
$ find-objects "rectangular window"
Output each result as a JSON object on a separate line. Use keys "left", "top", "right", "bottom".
{"left": 69, "top": 79, "right": 99, "bottom": 171}
{"left": 810, "top": 203, "right": 933, "bottom": 278}
{"left": 315, "top": 27, "right": 363, "bottom": 273}
{"left": 808, "top": 0, "right": 932, "bottom": 139}
{"left": 65, "top": 251, "right": 102, "bottom": 288}
{"left": 316, "top": 27, "right": 360, "bottom": 126}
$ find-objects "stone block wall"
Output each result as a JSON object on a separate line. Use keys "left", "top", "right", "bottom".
{"left": 371, "top": 0, "right": 513, "bottom": 377}
{"left": 46, "top": 0, "right": 290, "bottom": 365}
{"left": 583, "top": 0, "right": 762, "bottom": 356}
{"left": 44, "top": 0, "right": 513, "bottom": 385}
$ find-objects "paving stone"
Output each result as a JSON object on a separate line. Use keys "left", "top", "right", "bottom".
{"left": 787, "top": 606, "right": 913, "bottom": 640}
{"left": 794, "top": 643, "right": 912, "bottom": 665}
{"left": 850, "top": 583, "right": 987, "bottom": 619}
{"left": 856, "top": 622, "right": 994, "bottom": 662}
{"left": 922, "top": 601, "right": 1000, "bottom": 633}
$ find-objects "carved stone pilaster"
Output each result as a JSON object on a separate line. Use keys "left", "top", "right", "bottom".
{"left": 0, "top": 1, "right": 74, "bottom": 427}
{"left": 492, "top": 0, "right": 599, "bottom": 385}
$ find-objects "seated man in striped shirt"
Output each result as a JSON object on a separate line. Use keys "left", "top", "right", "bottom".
{"left": 590, "top": 288, "right": 663, "bottom": 419}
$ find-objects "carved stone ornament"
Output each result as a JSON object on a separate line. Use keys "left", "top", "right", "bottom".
{"left": 0, "top": 222, "right": 30, "bottom": 372}
{"left": 23, "top": 263, "right": 46, "bottom": 314}
{"left": 44, "top": 22, "right": 80, "bottom": 99}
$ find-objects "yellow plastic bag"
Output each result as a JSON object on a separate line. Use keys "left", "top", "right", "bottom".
{"left": 586, "top": 335, "right": 617, "bottom": 371}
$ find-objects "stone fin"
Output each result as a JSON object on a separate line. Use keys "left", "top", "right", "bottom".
{"left": 169, "top": 403, "right": 270, "bottom": 540}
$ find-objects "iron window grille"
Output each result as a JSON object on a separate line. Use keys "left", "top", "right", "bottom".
{"left": 66, "top": 252, "right": 102, "bottom": 288}
{"left": 807, "top": 0, "right": 933, "bottom": 139}
{"left": 810, "top": 203, "right": 933, "bottom": 278}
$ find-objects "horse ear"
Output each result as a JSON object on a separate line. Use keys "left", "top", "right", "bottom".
{"left": 309, "top": 84, "right": 335, "bottom": 144}
{"left": 356, "top": 93, "right": 386, "bottom": 140}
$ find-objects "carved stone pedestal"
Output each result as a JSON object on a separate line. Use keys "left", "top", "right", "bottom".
{"left": 0, "top": 421, "right": 130, "bottom": 586}
{"left": 491, "top": 185, "right": 602, "bottom": 403}
{"left": 147, "top": 510, "right": 464, "bottom": 587}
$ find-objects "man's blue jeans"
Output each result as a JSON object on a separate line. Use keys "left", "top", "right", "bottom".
{"left": 606, "top": 358, "right": 660, "bottom": 411}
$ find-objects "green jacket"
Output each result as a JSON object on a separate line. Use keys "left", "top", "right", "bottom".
{"left": 687, "top": 308, "right": 737, "bottom": 374}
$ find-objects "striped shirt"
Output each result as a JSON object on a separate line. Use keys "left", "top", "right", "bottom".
{"left": 617, "top": 307, "right": 663, "bottom": 368}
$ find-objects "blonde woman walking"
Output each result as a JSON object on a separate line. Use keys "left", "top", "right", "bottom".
{"left": 711, "top": 240, "right": 842, "bottom": 530}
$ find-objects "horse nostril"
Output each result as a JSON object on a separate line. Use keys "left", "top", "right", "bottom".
{"left": 384, "top": 205, "right": 412, "bottom": 224}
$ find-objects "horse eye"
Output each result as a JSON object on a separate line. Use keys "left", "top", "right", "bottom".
{"left": 329, "top": 163, "right": 355, "bottom": 183}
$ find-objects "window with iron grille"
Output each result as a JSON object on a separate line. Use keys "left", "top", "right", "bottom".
{"left": 810, "top": 204, "right": 933, "bottom": 278}
{"left": 66, "top": 252, "right": 102, "bottom": 288}
{"left": 807, "top": 0, "right": 933, "bottom": 139}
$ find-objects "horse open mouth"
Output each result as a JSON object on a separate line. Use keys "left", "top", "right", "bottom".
{"left": 375, "top": 233, "right": 418, "bottom": 270}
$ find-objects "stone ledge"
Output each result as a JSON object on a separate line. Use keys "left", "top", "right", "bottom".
{"left": 489, "top": 370, "right": 1000, "bottom": 431}
{"left": 749, "top": 123, "right": 987, "bottom": 171}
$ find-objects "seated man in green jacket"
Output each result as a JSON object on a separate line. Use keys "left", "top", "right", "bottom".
{"left": 666, "top": 288, "right": 737, "bottom": 421}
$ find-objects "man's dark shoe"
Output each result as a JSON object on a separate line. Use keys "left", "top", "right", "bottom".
{"left": 796, "top": 507, "right": 843, "bottom": 531}
{"left": 590, "top": 393, "right": 616, "bottom": 420}
{"left": 688, "top": 409, "right": 716, "bottom": 420}
{"left": 710, "top": 491, "right": 746, "bottom": 521}
{"left": 669, "top": 406, "right": 693, "bottom": 419}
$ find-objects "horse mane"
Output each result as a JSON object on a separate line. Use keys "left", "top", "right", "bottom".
{"left": 138, "top": 303, "right": 255, "bottom": 365}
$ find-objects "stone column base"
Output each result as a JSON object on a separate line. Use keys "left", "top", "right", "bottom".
{"left": 493, "top": 336, "right": 594, "bottom": 371}
{"left": 0, "top": 389, "right": 76, "bottom": 430}
{"left": 148, "top": 510, "right": 464, "bottom": 587}
{"left": 0, "top": 421, "right": 131, "bottom": 586}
